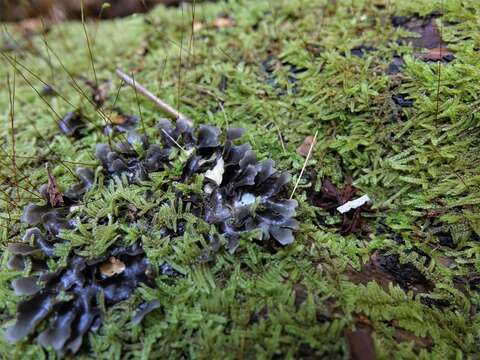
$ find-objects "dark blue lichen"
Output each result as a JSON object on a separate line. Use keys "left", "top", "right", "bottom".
{"left": 6, "top": 120, "right": 298, "bottom": 355}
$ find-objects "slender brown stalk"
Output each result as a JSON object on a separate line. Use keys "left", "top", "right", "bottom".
{"left": 81, "top": 0, "right": 98, "bottom": 87}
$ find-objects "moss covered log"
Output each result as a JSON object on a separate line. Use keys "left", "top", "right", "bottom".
{"left": 0, "top": 0, "right": 479, "bottom": 358}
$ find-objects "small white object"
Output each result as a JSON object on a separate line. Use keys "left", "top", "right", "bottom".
{"left": 234, "top": 193, "right": 256, "bottom": 208}
{"left": 336, "top": 194, "right": 370, "bottom": 214}
{"left": 204, "top": 184, "right": 214, "bottom": 194}
{"left": 69, "top": 205, "right": 81, "bottom": 213}
{"left": 205, "top": 157, "right": 225, "bottom": 186}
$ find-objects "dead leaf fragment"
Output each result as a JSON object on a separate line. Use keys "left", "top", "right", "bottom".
{"left": 394, "top": 328, "right": 432, "bottom": 349}
{"left": 436, "top": 255, "right": 455, "bottom": 268}
{"left": 112, "top": 113, "right": 128, "bottom": 125}
{"left": 95, "top": 80, "right": 112, "bottom": 105}
{"left": 100, "top": 257, "right": 126, "bottom": 277}
{"left": 345, "top": 326, "right": 376, "bottom": 360}
{"left": 422, "top": 47, "right": 455, "bottom": 61}
{"left": 214, "top": 17, "right": 235, "bottom": 28}
{"left": 46, "top": 164, "right": 64, "bottom": 207}
{"left": 84, "top": 80, "right": 112, "bottom": 107}
{"left": 297, "top": 136, "right": 316, "bottom": 157}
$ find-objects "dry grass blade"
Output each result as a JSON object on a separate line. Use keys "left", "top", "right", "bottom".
{"left": 159, "top": 128, "right": 187, "bottom": 153}
{"left": 290, "top": 130, "right": 318, "bottom": 199}
{"left": 81, "top": 0, "right": 98, "bottom": 87}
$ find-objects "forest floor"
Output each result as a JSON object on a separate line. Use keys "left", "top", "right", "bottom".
{"left": 0, "top": 0, "right": 479, "bottom": 358}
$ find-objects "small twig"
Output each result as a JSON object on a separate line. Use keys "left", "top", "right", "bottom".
{"left": 115, "top": 68, "right": 193, "bottom": 126}
{"left": 290, "top": 130, "right": 318, "bottom": 199}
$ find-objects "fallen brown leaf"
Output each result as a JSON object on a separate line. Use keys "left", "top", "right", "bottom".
{"left": 423, "top": 47, "right": 455, "bottom": 61}
{"left": 46, "top": 164, "right": 64, "bottom": 207}
{"left": 297, "top": 135, "right": 316, "bottom": 157}
{"left": 112, "top": 113, "right": 128, "bottom": 125}
{"left": 293, "top": 283, "right": 307, "bottom": 307}
{"left": 436, "top": 255, "right": 455, "bottom": 268}
{"left": 84, "top": 80, "right": 112, "bottom": 107}
{"left": 214, "top": 17, "right": 236, "bottom": 28}
{"left": 345, "top": 326, "right": 376, "bottom": 360}
{"left": 100, "top": 257, "right": 126, "bottom": 277}
{"left": 310, "top": 177, "right": 369, "bottom": 234}
{"left": 95, "top": 81, "right": 112, "bottom": 106}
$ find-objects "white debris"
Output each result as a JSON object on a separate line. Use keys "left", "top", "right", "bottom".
{"left": 234, "top": 193, "right": 256, "bottom": 208}
{"left": 205, "top": 157, "right": 225, "bottom": 186}
{"left": 69, "top": 205, "right": 81, "bottom": 213}
{"left": 336, "top": 194, "right": 370, "bottom": 214}
{"left": 204, "top": 183, "right": 214, "bottom": 194}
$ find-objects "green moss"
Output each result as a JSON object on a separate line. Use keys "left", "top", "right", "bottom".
{"left": 1, "top": 0, "right": 479, "bottom": 358}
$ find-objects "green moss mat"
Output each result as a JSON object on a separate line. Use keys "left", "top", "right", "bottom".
{"left": 0, "top": 0, "right": 479, "bottom": 358}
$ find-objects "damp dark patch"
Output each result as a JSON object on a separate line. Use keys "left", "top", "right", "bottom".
{"left": 293, "top": 283, "right": 308, "bottom": 307}
{"left": 437, "top": 232, "right": 456, "bottom": 248}
{"left": 260, "top": 55, "right": 304, "bottom": 96}
{"left": 468, "top": 277, "right": 480, "bottom": 291}
{"left": 471, "top": 232, "right": 480, "bottom": 242}
{"left": 394, "top": 328, "right": 433, "bottom": 350}
{"left": 392, "top": 94, "right": 414, "bottom": 108}
{"left": 296, "top": 342, "right": 322, "bottom": 359}
{"left": 374, "top": 252, "right": 432, "bottom": 291}
{"left": 349, "top": 45, "right": 376, "bottom": 58}
{"left": 420, "top": 296, "right": 450, "bottom": 310}
{"left": 304, "top": 43, "right": 324, "bottom": 57}
{"left": 392, "top": 14, "right": 442, "bottom": 49}
{"left": 348, "top": 249, "right": 433, "bottom": 294}
{"left": 261, "top": 55, "right": 279, "bottom": 89}
{"left": 387, "top": 56, "right": 405, "bottom": 75}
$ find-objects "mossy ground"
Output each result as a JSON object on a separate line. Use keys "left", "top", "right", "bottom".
{"left": 1, "top": 0, "right": 479, "bottom": 358}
